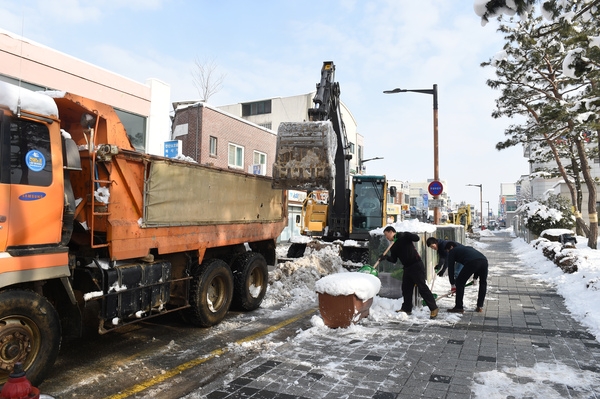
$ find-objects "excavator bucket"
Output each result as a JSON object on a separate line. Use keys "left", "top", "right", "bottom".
{"left": 272, "top": 121, "right": 337, "bottom": 191}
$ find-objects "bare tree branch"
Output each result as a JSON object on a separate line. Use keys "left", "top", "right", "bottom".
{"left": 191, "top": 58, "right": 226, "bottom": 102}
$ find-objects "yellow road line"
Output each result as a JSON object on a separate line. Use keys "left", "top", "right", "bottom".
{"left": 103, "top": 307, "right": 317, "bottom": 399}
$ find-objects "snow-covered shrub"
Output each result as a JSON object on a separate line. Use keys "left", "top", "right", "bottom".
{"left": 517, "top": 195, "right": 574, "bottom": 237}
{"left": 531, "top": 237, "right": 579, "bottom": 273}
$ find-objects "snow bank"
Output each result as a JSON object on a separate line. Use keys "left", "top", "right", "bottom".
{"left": 264, "top": 244, "right": 345, "bottom": 309}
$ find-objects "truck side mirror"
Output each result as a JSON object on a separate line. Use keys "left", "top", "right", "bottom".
{"left": 80, "top": 113, "right": 96, "bottom": 129}
{"left": 389, "top": 186, "right": 397, "bottom": 197}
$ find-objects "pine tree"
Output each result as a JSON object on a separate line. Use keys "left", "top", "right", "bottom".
{"left": 474, "top": 0, "right": 598, "bottom": 25}
{"left": 480, "top": 1, "right": 600, "bottom": 248}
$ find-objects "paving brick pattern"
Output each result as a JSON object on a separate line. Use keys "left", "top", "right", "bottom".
{"left": 196, "top": 237, "right": 600, "bottom": 399}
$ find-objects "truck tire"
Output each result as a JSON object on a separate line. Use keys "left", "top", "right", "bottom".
{"left": 231, "top": 252, "right": 268, "bottom": 311}
{"left": 184, "top": 258, "right": 233, "bottom": 327}
{"left": 0, "top": 290, "right": 61, "bottom": 386}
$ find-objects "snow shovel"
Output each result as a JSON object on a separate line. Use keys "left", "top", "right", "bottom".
{"left": 423, "top": 278, "right": 475, "bottom": 306}
{"left": 357, "top": 241, "right": 394, "bottom": 277}
{"left": 429, "top": 272, "right": 438, "bottom": 300}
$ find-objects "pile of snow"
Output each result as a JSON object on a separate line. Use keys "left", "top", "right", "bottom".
{"left": 0, "top": 80, "right": 58, "bottom": 116}
{"left": 315, "top": 273, "right": 381, "bottom": 300}
{"left": 265, "top": 243, "right": 345, "bottom": 309}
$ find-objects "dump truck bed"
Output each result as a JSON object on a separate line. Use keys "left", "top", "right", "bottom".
{"left": 50, "top": 91, "right": 287, "bottom": 261}
{"left": 71, "top": 149, "right": 287, "bottom": 261}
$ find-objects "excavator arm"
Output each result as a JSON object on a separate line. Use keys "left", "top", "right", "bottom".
{"left": 272, "top": 61, "right": 352, "bottom": 239}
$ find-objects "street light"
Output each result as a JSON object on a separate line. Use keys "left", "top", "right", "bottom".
{"left": 359, "top": 156, "right": 383, "bottom": 174}
{"left": 482, "top": 200, "right": 490, "bottom": 227}
{"left": 467, "top": 184, "right": 483, "bottom": 229}
{"left": 384, "top": 84, "right": 440, "bottom": 224}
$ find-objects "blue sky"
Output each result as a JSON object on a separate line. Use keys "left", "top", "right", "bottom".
{"left": 0, "top": 0, "right": 531, "bottom": 215}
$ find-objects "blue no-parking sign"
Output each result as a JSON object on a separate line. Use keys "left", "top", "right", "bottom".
{"left": 428, "top": 181, "right": 443, "bottom": 196}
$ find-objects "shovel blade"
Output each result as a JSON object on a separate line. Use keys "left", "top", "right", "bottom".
{"left": 357, "top": 265, "right": 379, "bottom": 277}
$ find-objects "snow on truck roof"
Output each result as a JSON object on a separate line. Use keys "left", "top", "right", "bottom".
{"left": 0, "top": 80, "right": 61, "bottom": 117}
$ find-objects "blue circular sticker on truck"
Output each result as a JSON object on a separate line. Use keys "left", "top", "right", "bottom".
{"left": 25, "top": 150, "right": 46, "bottom": 172}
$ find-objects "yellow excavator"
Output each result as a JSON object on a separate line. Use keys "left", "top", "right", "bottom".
{"left": 272, "top": 61, "right": 391, "bottom": 262}
{"left": 448, "top": 205, "right": 473, "bottom": 233}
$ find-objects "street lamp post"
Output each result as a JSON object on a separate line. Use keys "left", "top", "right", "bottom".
{"left": 359, "top": 156, "right": 383, "bottom": 174}
{"left": 467, "top": 184, "right": 483, "bottom": 229}
{"left": 384, "top": 84, "right": 440, "bottom": 224}
{"left": 483, "top": 201, "right": 490, "bottom": 228}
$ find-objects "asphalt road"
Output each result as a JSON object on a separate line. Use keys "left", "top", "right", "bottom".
{"left": 38, "top": 304, "right": 317, "bottom": 399}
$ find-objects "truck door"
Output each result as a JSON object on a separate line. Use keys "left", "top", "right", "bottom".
{"left": 4, "top": 116, "right": 64, "bottom": 248}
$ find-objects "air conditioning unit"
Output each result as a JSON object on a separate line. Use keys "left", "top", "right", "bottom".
{"left": 249, "top": 164, "right": 267, "bottom": 176}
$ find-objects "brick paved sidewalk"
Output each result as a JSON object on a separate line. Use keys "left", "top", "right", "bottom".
{"left": 190, "top": 237, "right": 600, "bottom": 399}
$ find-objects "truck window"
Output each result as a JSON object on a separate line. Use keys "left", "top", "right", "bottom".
{"left": 9, "top": 119, "right": 53, "bottom": 186}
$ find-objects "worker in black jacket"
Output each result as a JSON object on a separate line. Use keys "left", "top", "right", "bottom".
{"left": 379, "top": 226, "right": 438, "bottom": 319}
{"left": 444, "top": 242, "right": 488, "bottom": 313}
{"left": 426, "top": 237, "right": 461, "bottom": 277}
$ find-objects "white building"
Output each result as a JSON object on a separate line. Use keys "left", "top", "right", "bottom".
{"left": 0, "top": 29, "right": 171, "bottom": 157}
{"left": 522, "top": 141, "right": 600, "bottom": 226}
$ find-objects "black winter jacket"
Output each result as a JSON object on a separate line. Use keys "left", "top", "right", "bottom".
{"left": 385, "top": 232, "right": 421, "bottom": 267}
{"left": 446, "top": 245, "right": 487, "bottom": 285}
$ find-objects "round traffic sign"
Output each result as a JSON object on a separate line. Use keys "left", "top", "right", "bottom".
{"left": 428, "top": 181, "right": 443, "bottom": 196}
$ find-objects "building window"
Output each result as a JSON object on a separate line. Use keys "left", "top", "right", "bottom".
{"left": 228, "top": 143, "right": 244, "bottom": 169}
{"left": 114, "top": 109, "right": 146, "bottom": 152}
{"left": 254, "top": 151, "right": 266, "bottom": 167}
{"left": 349, "top": 142, "right": 355, "bottom": 154}
{"left": 242, "top": 100, "right": 272, "bottom": 116}
{"left": 252, "top": 151, "right": 267, "bottom": 175}
{"left": 209, "top": 136, "right": 217, "bottom": 156}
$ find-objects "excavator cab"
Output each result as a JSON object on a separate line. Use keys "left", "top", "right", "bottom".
{"left": 350, "top": 176, "right": 387, "bottom": 238}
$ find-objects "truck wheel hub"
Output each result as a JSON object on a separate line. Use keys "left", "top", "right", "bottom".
{"left": 0, "top": 325, "right": 31, "bottom": 370}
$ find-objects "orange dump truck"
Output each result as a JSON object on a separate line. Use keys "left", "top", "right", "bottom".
{"left": 0, "top": 81, "right": 287, "bottom": 385}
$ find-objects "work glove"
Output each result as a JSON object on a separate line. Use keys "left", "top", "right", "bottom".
{"left": 378, "top": 254, "right": 390, "bottom": 262}
{"left": 451, "top": 285, "right": 456, "bottom": 294}
{"left": 437, "top": 270, "right": 445, "bottom": 277}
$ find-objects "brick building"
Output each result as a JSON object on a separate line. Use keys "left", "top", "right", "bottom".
{"left": 172, "top": 101, "right": 276, "bottom": 176}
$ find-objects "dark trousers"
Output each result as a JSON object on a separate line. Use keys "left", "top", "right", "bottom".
{"left": 401, "top": 260, "right": 437, "bottom": 312}
{"left": 455, "top": 258, "right": 488, "bottom": 309}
